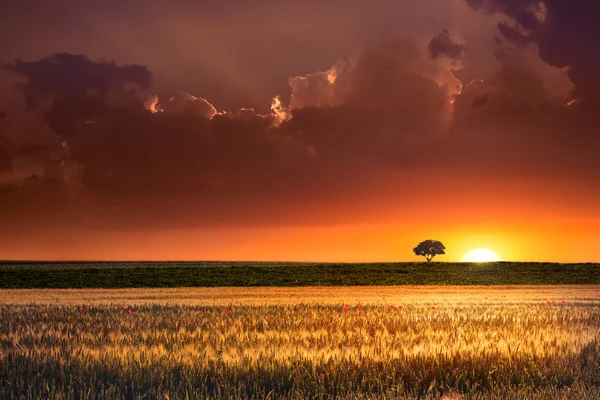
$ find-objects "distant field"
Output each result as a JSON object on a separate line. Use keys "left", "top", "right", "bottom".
{"left": 1, "top": 285, "right": 598, "bottom": 306}
{"left": 1, "top": 286, "right": 599, "bottom": 399}
{"left": 1, "top": 261, "right": 599, "bottom": 288}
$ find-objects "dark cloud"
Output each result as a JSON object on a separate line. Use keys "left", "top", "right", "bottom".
{"left": 464, "top": 0, "right": 543, "bottom": 31}
{"left": 6, "top": 53, "right": 152, "bottom": 139}
{"left": 7, "top": 53, "right": 151, "bottom": 101}
{"left": 491, "top": 48, "right": 549, "bottom": 103}
{"left": 1, "top": 53, "right": 316, "bottom": 228}
{"left": 466, "top": 0, "right": 600, "bottom": 104}
{"left": 429, "top": 29, "right": 466, "bottom": 61}
{"left": 496, "top": 22, "right": 530, "bottom": 48}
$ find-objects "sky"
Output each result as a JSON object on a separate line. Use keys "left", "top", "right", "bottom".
{"left": 0, "top": 0, "right": 599, "bottom": 262}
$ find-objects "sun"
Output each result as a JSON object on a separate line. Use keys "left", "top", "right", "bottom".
{"left": 460, "top": 248, "right": 502, "bottom": 262}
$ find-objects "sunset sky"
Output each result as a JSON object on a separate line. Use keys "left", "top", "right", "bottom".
{"left": 1, "top": 0, "right": 599, "bottom": 262}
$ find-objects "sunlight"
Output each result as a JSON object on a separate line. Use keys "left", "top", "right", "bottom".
{"left": 460, "top": 248, "right": 502, "bottom": 262}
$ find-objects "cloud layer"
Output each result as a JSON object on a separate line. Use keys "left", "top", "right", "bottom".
{"left": 1, "top": 1, "right": 600, "bottom": 236}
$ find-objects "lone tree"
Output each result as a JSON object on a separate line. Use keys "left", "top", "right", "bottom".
{"left": 413, "top": 240, "right": 445, "bottom": 262}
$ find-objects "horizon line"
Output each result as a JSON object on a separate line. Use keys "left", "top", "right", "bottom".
{"left": 1, "top": 259, "right": 597, "bottom": 264}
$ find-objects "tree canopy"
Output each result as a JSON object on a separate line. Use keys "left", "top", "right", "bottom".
{"left": 413, "top": 240, "right": 445, "bottom": 262}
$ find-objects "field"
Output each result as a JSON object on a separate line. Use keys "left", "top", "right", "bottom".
{"left": 1, "top": 262, "right": 600, "bottom": 288}
{"left": 1, "top": 286, "right": 599, "bottom": 399}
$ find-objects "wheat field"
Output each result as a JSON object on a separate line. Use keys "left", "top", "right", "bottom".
{"left": 1, "top": 286, "right": 599, "bottom": 399}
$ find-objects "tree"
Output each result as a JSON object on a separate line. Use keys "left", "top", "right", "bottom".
{"left": 413, "top": 240, "right": 445, "bottom": 262}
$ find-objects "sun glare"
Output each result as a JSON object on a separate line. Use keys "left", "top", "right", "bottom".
{"left": 460, "top": 248, "right": 502, "bottom": 262}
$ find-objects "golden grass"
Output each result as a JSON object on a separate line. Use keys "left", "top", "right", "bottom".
{"left": 0, "top": 286, "right": 599, "bottom": 399}
{"left": 1, "top": 285, "right": 598, "bottom": 306}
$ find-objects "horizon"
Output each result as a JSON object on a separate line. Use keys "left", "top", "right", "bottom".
{"left": 1, "top": 259, "right": 597, "bottom": 264}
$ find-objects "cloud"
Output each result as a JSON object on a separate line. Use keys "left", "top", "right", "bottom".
{"left": 464, "top": 0, "right": 544, "bottom": 31}
{"left": 429, "top": 29, "right": 466, "bottom": 61}
{"left": 269, "top": 38, "right": 471, "bottom": 178}
{"left": 5, "top": 53, "right": 152, "bottom": 139}
{"left": 2, "top": 29, "right": 600, "bottom": 233}
{"left": 1, "top": 42, "right": 464, "bottom": 229}
{"left": 491, "top": 47, "right": 549, "bottom": 103}
{"left": 0, "top": 53, "right": 316, "bottom": 228}
{"left": 465, "top": 0, "right": 600, "bottom": 104}
{"left": 288, "top": 38, "right": 461, "bottom": 127}
{"left": 146, "top": 91, "right": 218, "bottom": 119}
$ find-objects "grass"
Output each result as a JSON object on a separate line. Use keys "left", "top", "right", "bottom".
{"left": 1, "top": 287, "right": 599, "bottom": 399}
{"left": 1, "top": 285, "right": 598, "bottom": 306}
{"left": 1, "top": 261, "right": 599, "bottom": 288}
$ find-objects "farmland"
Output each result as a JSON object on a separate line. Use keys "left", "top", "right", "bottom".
{"left": 1, "top": 261, "right": 600, "bottom": 288}
{"left": 1, "top": 286, "right": 599, "bottom": 399}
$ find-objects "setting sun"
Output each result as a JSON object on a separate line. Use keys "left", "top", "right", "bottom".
{"left": 460, "top": 248, "right": 502, "bottom": 262}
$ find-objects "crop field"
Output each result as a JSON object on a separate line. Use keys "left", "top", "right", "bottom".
{"left": 2, "top": 262, "right": 600, "bottom": 288}
{"left": 1, "top": 286, "right": 599, "bottom": 399}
